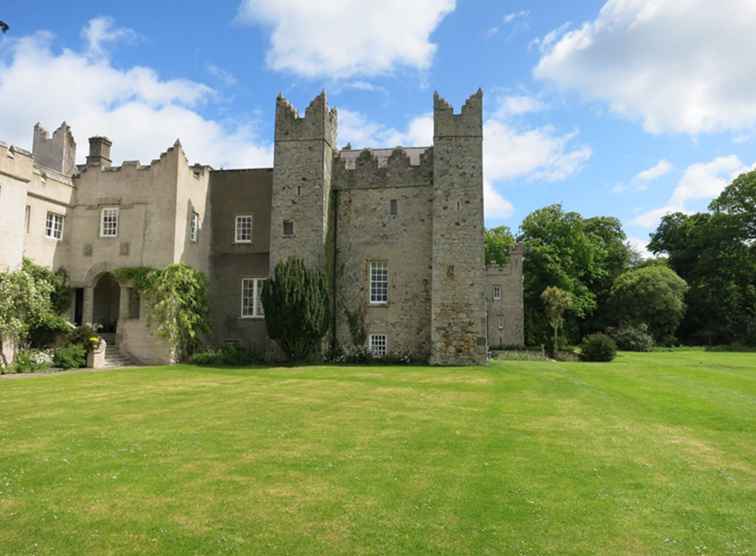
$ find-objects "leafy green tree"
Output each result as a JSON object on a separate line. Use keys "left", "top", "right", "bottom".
{"left": 146, "top": 264, "right": 209, "bottom": 361}
{"left": 22, "top": 258, "right": 71, "bottom": 314}
{"left": 541, "top": 286, "right": 572, "bottom": 354}
{"left": 0, "top": 269, "right": 54, "bottom": 367}
{"left": 261, "top": 258, "right": 330, "bottom": 362}
{"left": 520, "top": 205, "right": 628, "bottom": 345}
{"left": 485, "top": 225, "right": 516, "bottom": 267}
{"left": 650, "top": 172, "right": 756, "bottom": 345}
{"left": 609, "top": 265, "right": 688, "bottom": 344}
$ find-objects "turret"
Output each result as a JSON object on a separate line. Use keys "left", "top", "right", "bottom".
{"left": 32, "top": 122, "right": 76, "bottom": 175}
{"left": 430, "top": 90, "right": 487, "bottom": 365}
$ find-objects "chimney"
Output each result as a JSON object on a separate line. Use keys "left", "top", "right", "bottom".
{"left": 87, "top": 136, "right": 112, "bottom": 167}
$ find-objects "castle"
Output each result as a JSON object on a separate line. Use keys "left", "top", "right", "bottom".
{"left": 0, "top": 90, "right": 523, "bottom": 365}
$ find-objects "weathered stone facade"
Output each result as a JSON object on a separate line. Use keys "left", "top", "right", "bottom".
{"left": 0, "top": 90, "right": 524, "bottom": 365}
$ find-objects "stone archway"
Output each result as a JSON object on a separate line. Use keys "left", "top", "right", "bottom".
{"left": 93, "top": 273, "right": 121, "bottom": 333}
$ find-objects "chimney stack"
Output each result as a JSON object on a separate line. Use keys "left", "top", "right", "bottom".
{"left": 87, "top": 136, "right": 112, "bottom": 168}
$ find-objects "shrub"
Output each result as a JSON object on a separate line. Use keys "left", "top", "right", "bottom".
{"left": 609, "top": 324, "right": 654, "bottom": 352}
{"left": 190, "top": 344, "right": 261, "bottom": 366}
{"left": 67, "top": 324, "right": 102, "bottom": 354}
{"left": 53, "top": 344, "right": 87, "bottom": 370}
{"left": 29, "top": 314, "right": 75, "bottom": 348}
{"left": 11, "top": 349, "right": 52, "bottom": 373}
{"left": 580, "top": 333, "right": 617, "bottom": 362}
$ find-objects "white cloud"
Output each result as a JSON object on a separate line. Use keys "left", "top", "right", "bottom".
{"left": 635, "top": 160, "right": 672, "bottom": 183}
{"left": 634, "top": 156, "right": 751, "bottom": 229}
{"left": 0, "top": 22, "right": 272, "bottom": 169}
{"left": 627, "top": 236, "right": 652, "bottom": 259}
{"left": 492, "top": 95, "right": 545, "bottom": 118}
{"left": 82, "top": 16, "right": 138, "bottom": 58}
{"left": 534, "top": 0, "right": 756, "bottom": 135}
{"left": 486, "top": 10, "right": 529, "bottom": 38}
{"left": 337, "top": 93, "right": 590, "bottom": 221}
{"left": 237, "top": 0, "right": 455, "bottom": 79}
{"left": 207, "top": 64, "right": 238, "bottom": 87}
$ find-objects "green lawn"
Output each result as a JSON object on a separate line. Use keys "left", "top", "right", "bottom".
{"left": 1, "top": 352, "right": 754, "bottom": 555}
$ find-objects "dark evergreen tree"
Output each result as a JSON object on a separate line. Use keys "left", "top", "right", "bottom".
{"left": 261, "top": 258, "right": 331, "bottom": 361}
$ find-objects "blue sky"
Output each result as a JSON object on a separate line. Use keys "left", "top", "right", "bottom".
{"left": 2, "top": 1, "right": 755, "bottom": 254}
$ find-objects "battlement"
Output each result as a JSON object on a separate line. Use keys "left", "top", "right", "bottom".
{"left": 33, "top": 122, "right": 77, "bottom": 175}
{"left": 275, "top": 91, "right": 338, "bottom": 147}
{"left": 433, "top": 89, "right": 483, "bottom": 138}
{"left": 333, "top": 147, "right": 433, "bottom": 189}
{"left": 78, "top": 139, "right": 186, "bottom": 176}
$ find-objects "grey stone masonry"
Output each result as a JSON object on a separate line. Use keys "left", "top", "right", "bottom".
{"left": 430, "top": 90, "right": 487, "bottom": 365}
{"left": 270, "top": 92, "right": 337, "bottom": 271}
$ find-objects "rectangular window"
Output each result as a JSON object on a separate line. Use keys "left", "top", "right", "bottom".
{"left": 389, "top": 199, "right": 398, "bottom": 216}
{"left": 368, "top": 334, "right": 387, "bottom": 357}
{"left": 235, "top": 215, "right": 253, "bottom": 243}
{"left": 283, "top": 220, "right": 294, "bottom": 237}
{"left": 190, "top": 211, "right": 200, "bottom": 242}
{"left": 493, "top": 286, "right": 502, "bottom": 301}
{"left": 100, "top": 207, "right": 119, "bottom": 237}
{"left": 241, "top": 278, "right": 265, "bottom": 318}
{"left": 25, "top": 205, "right": 31, "bottom": 234}
{"left": 369, "top": 261, "right": 388, "bottom": 304}
{"left": 45, "top": 211, "right": 64, "bottom": 240}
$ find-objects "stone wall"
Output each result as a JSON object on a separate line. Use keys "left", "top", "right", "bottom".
{"left": 331, "top": 149, "right": 434, "bottom": 359}
{"left": 486, "top": 243, "right": 525, "bottom": 348}
{"left": 0, "top": 143, "right": 32, "bottom": 272}
{"left": 430, "top": 91, "right": 487, "bottom": 365}
{"left": 269, "top": 93, "right": 336, "bottom": 271}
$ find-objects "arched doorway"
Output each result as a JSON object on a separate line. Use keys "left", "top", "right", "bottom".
{"left": 93, "top": 273, "right": 121, "bottom": 333}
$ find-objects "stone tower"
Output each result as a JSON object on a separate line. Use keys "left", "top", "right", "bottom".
{"left": 430, "top": 90, "right": 487, "bottom": 365}
{"left": 270, "top": 92, "right": 338, "bottom": 271}
{"left": 32, "top": 122, "right": 76, "bottom": 176}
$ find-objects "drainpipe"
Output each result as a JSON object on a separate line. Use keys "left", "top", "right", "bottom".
{"left": 330, "top": 188, "right": 339, "bottom": 355}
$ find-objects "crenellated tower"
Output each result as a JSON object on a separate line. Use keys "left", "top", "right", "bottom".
{"left": 270, "top": 92, "right": 338, "bottom": 271}
{"left": 32, "top": 122, "right": 77, "bottom": 176}
{"left": 430, "top": 90, "right": 487, "bottom": 365}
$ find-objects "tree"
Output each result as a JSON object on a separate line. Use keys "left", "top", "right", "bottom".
{"left": 485, "top": 225, "right": 516, "bottom": 267}
{"left": 520, "top": 205, "right": 629, "bottom": 345}
{"left": 609, "top": 265, "right": 688, "bottom": 344}
{"left": 709, "top": 169, "right": 756, "bottom": 240}
{"left": 0, "top": 269, "right": 54, "bottom": 367}
{"left": 146, "top": 264, "right": 209, "bottom": 361}
{"left": 541, "top": 286, "right": 572, "bottom": 354}
{"left": 261, "top": 258, "right": 330, "bottom": 362}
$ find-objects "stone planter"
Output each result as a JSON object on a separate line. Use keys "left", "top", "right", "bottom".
{"left": 87, "top": 338, "right": 107, "bottom": 369}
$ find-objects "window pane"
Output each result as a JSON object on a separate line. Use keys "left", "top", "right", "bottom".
{"left": 236, "top": 215, "right": 253, "bottom": 242}
{"left": 369, "top": 261, "right": 388, "bottom": 304}
{"left": 241, "top": 279, "right": 255, "bottom": 317}
{"left": 369, "top": 335, "right": 387, "bottom": 357}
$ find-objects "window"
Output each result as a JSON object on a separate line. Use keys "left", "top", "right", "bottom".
{"left": 368, "top": 335, "right": 387, "bottom": 357}
{"left": 25, "top": 205, "right": 31, "bottom": 234}
{"left": 45, "top": 211, "right": 64, "bottom": 240}
{"left": 498, "top": 319, "right": 504, "bottom": 330}
{"left": 493, "top": 286, "right": 502, "bottom": 301}
{"left": 190, "top": 211, "right": 200, "bottom": 242}
{"left": 369, "top": 261, "right": 388, "bottom": 304}
{"left": 241, "top": 278, "right": 265, "bottom": 318}
{"left": 235, "top": 215, "right": 253, "bottom": 243}
{"left": 100, "top": 207, "right": 119, "bottom": 237}
{"left": 283, "top": 220, "right": 294, "bottom": 237}
{"left": 389, "top": 199, "right": 398, "bottom": 216}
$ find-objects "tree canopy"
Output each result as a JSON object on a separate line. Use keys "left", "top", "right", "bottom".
{"left": 485, "top": 225, "right": 516, "bottom": 267}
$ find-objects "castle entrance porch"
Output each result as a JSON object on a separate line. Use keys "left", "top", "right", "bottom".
{"left": 93, "top": 273, "right": 121, "bottom": 334}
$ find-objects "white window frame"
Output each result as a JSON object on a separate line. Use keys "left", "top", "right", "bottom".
{"left": 369, "top": 261, "right": 389, "bottom": 305}
{"left": 45, "top": 211, "right": 64, "bottom": 240}
{"left": 241, "top": 277, "right": 265, "bottom": 319}
{"left": 235, "top": 215, "right": 253, "bottom": 243}
{"left": 100, "top": 207, "right": 119, "bottom": 238}
{"left": 368, "top": 334, "right": 387, "bottom": 357}
{"left": 493, "top": 286, "right": 502, "bottom": 301}
{"left": 190, "top": 211, "right": 200, "bottom": 242}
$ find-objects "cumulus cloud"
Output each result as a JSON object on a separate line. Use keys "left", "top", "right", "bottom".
{"left": 236, "top": 0, "right": 455, "bottom": 78}
{"left": 82, "top": 16, "right": 138, "bottom": 58}
{"left": 635, "top": 159, "right": 672, "bottom": 183}
{"left": 337, "top": 93, "right": 590, "bottom": 221}
{"left": 492, "top": 94, "right": 545, "bottom": 118}
{"left": 0, "top": 22, "right": 272, "bottom": 169}
{"left": 627, "top": 236, "right": 652, "bottom": 259}
{"left": 634, "top": 156, "right": 751, "bottom": 228}
{"left": 534, "top": 0, "right": 756, "bottom": 135}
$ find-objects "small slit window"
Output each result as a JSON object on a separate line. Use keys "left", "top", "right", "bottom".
{"left": 493, "top": 286, "right": 502, "bottom": 301}
{"left": 389, "top": 199, "right": 398, "bottom": 216}
{"left": 283, "top": 220, "right": 294, "bottom": 237}
{"left": 190, "top": 211, "right": 200, "bottom": 242}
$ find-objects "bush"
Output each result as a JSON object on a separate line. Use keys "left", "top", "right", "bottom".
{"left": 609, "top": 324, "right": 654, "bottom": 352}
{"left": 706, "top": 343, "right": 756, "bottom": 353}
{"left": 11, "top": 349, "right": 52, "bottom": 373}
{"left": 580, "top": 333, "right": 617, "bottom": 362}
{"left": 29, "top": 314, "right": 75, "bottom": 348}
{"left": 53, "top": 344, "right": 87, "bottom": 370}
{"left": 67, "top": 324, "right": 102, "bottom": 354}
{"left": 190, "top": 344, "right": 261, "bottom": 366}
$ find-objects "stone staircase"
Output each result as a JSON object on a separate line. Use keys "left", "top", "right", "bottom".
{"left": 100, "top": 334, "right": 137, "bottom": 368}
